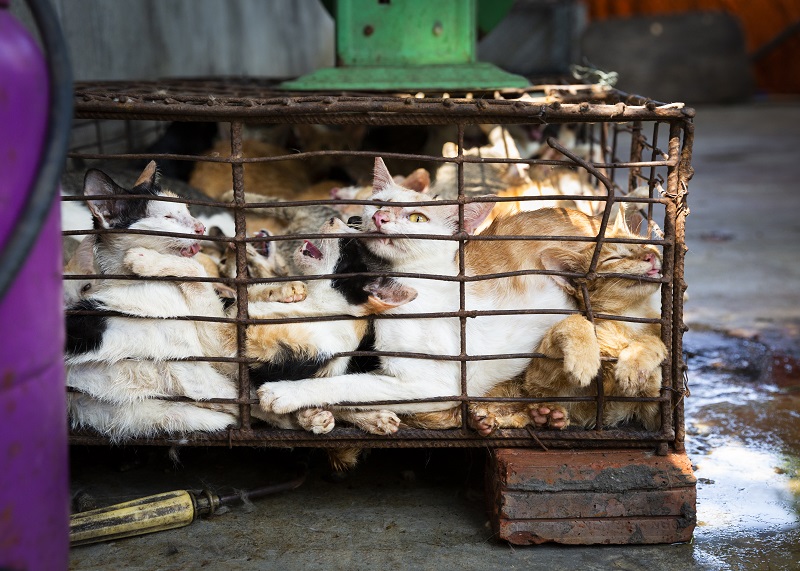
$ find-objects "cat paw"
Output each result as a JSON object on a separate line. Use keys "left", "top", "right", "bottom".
{"left": 249, "top": 282, "right": 307, "bottom": 303}
{"left": 123, "top": 247, "right": 160, "bottom": 275}
{"left": 527, "top": 404, "right": 569, "bottom": 430}
{"left": 296, "top": 408, "right": 335, "bottom": 434}
{"left": 565, "top": 353, "right": 602, "bottom": 388}
{"left": 360, "top": 410, "right": 401, "bottom": 435}
{"left": 257, "top": 383, "right": 303, "bottom": 414}
{"left": 615, "top": 343, "right": 666, "bottom": 395}
{"left": 469, "top": 407, "right": 499, "bottom": 437}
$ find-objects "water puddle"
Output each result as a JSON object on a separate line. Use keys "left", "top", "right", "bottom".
{"left": 683, "top": 330, "right": 800, "bottom": 568}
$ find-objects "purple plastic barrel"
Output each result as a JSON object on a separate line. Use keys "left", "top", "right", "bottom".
{"left": 0, "top": 2, "right": 69, "bottom": 570}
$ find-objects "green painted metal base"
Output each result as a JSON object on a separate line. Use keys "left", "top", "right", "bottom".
{"left": 280, "top": 62, "right": 529, "bottom": 92}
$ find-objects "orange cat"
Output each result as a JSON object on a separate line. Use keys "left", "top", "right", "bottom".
{"left": 470, "top": 208, "right": 666, "bottom": 434}
{"left": 188, "top": 138, "right": 312, "bottom": 202}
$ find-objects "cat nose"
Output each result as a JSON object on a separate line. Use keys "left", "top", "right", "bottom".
{"left": 194, "top": 221, "right": 206, "bottom": 235}
{"left": 373, "top": 210, "right": 390, "bottom": 229}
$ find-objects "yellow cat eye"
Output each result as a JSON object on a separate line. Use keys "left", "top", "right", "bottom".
{"left": 408, "top": 213, "right": 429, "bottom": 223}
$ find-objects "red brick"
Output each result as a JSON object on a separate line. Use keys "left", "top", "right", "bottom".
{"left": 487, "top": 448, "right": 697, "bottom": 545}
{"left": 499, "top": 517, "right": 696, "bottom": 545}
{"left": 494, "top": 449, "right": 697, "bottom": 492}
{"left": 500, "top": 488, "right": 696, "bottom": 519}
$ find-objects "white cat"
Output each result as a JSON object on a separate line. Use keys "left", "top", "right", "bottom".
{"left": 257, "top": 158, "right": 576, "bottom": 419}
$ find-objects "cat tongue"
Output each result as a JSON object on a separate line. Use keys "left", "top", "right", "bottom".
{"left": 180, "top": 243, "right": 200, "bottom": 257}
{"left": 301, "top": 240, "right": 323, "bottom": 260}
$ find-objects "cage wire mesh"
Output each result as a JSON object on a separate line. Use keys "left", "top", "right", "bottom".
{"left": 62, "top": 79, "right": 693, "bottom": 454}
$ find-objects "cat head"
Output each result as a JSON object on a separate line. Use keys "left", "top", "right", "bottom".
{"left": 297, "top": 216, "right": 417, "bottom": 315}
{"left": 330, "top": 167, "right": 430, "bottom": 219}
{"left": 209, "top": 227, "right": 291, "bottom": 280}
{"left": 83, "top": 161, "right": 206, "bottom": 269}
{"left": 63, "top": 235, "right": 98, "bottom": 306}
{"left": 360, "top": 158, "right": 494, "bottom": 263}
{"left": 541, "top": 209, "right": 663, "bottom": 310}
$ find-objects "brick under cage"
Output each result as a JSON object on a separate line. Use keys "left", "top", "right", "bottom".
{"left": 62, "top": 78, "right": 694, "bottom": 455}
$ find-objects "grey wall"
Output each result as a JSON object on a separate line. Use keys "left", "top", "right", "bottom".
{"left": 11, "top": 0, "right": 334, "bottom": 81}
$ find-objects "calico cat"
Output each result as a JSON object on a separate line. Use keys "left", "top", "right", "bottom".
{"left": 469, "top": 208, "right": 666, "bottom": 434}
{"left": 65, "top": 161, "right": 241, "bottom": 438}
{"left": 246, "top": 216, "right": 418, "bottom": 437}
{"left": 256, "top": 158, "right": 578, "bottom": 418}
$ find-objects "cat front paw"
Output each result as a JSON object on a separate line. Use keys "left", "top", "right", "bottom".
{"left": 559, "top": 315, "right": 601, "bottom": 387}
{"left": 257, "top": 382, "right": 304, "bottom": 414}
{"left": 527, "top": 403, "right": 570, "bottom": 430}
{"left": 124, "top": 247, "right": 200, "bottom": 278}
{"left": 615, "top": 342, "right": 666, "bottom": 395}
{"left": 249, "top": 282, "right": 307, "bottom": 303}
{"left": 123, "top": 247, "right": 160, "bottom": 276}
{"left": 565, "top": 352, "right": 602, "bottom": 388}
{"left": 296, "top": 408, "right": 335, "bottom": 434}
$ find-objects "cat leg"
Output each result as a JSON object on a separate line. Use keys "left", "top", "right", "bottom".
{"left": 334, "top": 409, "right": 401, "bottom": 435}
{"left": 402, "top": 408, "right": 461, "bottom": 430}
{"left": 526, "top": 403, "right": 570, "bottom": 430}
{"left": 257, "top": 373, "right": 456, "bottom": 416}
{"left": 124, "top": 247, "right": 205, "bottom": 285}
{"left": 295, "top": 408, "right": 335, "bottom": 434}
{"left": 248, "top": 282, "right": 307, "bottom": 303}
{"left": 541, "top": 314, "right": 602, "bottom": 387}
{"left": 172, "top": 363, "right": 239, "bottom": 402}
{"left": 614, "top": 335, "right": 667, "bottom": 395}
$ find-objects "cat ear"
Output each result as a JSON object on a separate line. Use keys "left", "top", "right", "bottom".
{"left": 363, "top": 278, "right": 418, "bottom": 313}
{"left": 460, "top": 197, "right": 496, "bottom": 235}
{"left": 372, "top": 157, "right": 394, "bottom": 193}
{"left": 83, "top": 169, "right": 124, "bottom": 226}
{"left": 134, "top": 160, "right": 159, "bottom": 188}
{"left": 611, "top": 203, "right": 630, "bottom": 234}
{"left": 540, "top": 247, "right": 583, "bottom": 293}
{"left": 401, "top": 168, "right": 430, "bottom": 193}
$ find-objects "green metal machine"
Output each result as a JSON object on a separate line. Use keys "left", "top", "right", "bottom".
{"left": 281, "top": 0, "right": 528, "bottom": 91}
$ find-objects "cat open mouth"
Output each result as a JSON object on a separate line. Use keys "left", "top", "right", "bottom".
{"left": 301, "top": 240, "right": 323, "bottom": 260}
{"left": 180, "top": 243, "right": 200, "bottom": 257}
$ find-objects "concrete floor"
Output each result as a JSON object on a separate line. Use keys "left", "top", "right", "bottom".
{"left": 68, "top": 100, "right": 800, "bottom": 571}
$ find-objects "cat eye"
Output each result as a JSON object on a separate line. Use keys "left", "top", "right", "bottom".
{"left": 408, "top": 213, "right": 428, "bottom": 223}
{"left": 81, "top": 283, "right": 92, "bottom": 293}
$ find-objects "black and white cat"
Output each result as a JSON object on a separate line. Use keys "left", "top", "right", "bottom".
{"left": 257, "top": 158, "right": 577, "bottom": 418}
{"left": 65, "top": 161, "right": 240, "bottom": 438}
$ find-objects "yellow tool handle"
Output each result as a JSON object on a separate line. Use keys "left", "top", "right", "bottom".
{"left": 70, "top": 490, "right": 197, "bottom": 546}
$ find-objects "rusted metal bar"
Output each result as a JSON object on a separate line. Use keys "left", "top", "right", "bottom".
{"left": 230, "top": 121, "right": 252, "bottom": 431}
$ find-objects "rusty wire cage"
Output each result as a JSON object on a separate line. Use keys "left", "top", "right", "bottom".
{"left": 63, "top": 78, "right": 693, "bottom": 455}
